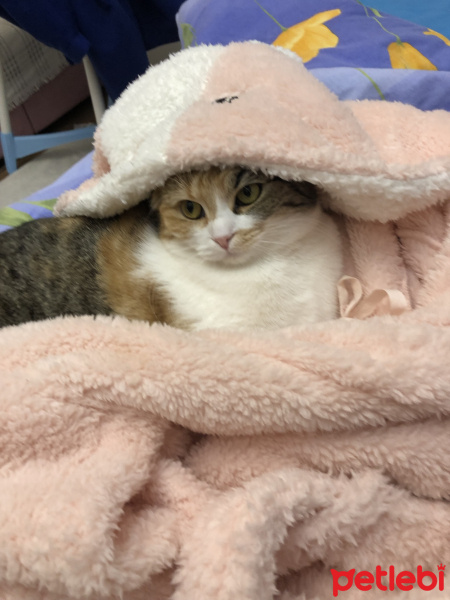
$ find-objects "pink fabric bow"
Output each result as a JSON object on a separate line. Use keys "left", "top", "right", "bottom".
{"left": 338, "top": 276, "right": 409, "bottom": 319}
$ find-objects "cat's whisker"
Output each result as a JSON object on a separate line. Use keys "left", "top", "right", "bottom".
{"left": 252, "top": 239, "right": 298, "bottom": 247}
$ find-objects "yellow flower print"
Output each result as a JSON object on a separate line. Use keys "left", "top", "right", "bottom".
{"left": 273, "top": 9, "right": 341, "bottom": 62}
{"left": 424, "top": 28, "right": 450, "bottom": 46}
{"left": 254, "top": 2, "right": 341, "bottom": 63}
{"left": 353, "top": 6, "right": 439, "bottom": 72}
{"left": 388, "top": 41, "right": 437, "bottom": 70}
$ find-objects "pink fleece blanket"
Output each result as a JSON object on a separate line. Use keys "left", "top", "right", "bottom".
{"left": 1, "top": 43, "right": 449, "bottom": 599}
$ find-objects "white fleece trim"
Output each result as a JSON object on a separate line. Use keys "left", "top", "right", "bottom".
{"left": 58, "top": 45, "right": 226, "bottom": 218}
{"left": 59, "top": 156, "right": 450, "bottom": 221}
{"left": 56, "top": 42, "right": 450, "bottom": 221}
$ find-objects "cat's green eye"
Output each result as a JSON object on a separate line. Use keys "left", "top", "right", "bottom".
{"left": 235, "top": 183, "right": 262, "bottom": 206}
{"left": 180, "top": 200, "right": 204, "bottom": 220}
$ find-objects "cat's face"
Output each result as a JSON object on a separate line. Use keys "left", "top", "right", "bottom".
{"left": 150, "top": 167, "right": 319, "bottom": 264}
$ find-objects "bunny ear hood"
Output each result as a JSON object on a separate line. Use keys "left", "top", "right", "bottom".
{"left": 55, "top": 41, "right": 450, "bottom": 222}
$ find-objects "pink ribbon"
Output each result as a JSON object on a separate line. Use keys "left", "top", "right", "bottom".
{"left": 337, "top": 276, "right": 409, "bottom": 319}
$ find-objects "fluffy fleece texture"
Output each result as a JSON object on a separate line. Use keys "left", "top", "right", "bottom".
{"left": 56, "top": 42, "right": 450, "bottom": 222}
{"left": 1, "top": 312, "right": 449, "bottom": 599}
{"left": 1, "top": 42, "right": 449, "bottom": 599}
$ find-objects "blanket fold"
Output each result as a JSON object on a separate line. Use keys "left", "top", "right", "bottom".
{"left": 1, "top": 42, "right": 449, "bottom": 599}
{"left": 1, "top": 309, "right": 449, "bottom": 599}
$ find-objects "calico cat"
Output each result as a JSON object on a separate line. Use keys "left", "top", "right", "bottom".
{"left": 0, "top": 167, "right": 343, "bottom": 330}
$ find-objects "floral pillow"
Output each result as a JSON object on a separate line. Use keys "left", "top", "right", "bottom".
{"left": 0, "top": 151, "right": 93, "bottom": 233}
{"left": 0, "top": 199, "right": 56, "bottom": 233}
{"left": 176, "top": 0, "right": 450, "bottom": 110}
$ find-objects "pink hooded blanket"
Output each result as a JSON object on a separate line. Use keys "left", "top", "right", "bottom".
{"left": 0, "top": 43, "right": 449, "bottom": 599}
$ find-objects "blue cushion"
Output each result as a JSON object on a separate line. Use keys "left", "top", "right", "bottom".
{"left": 176, "top": 0, "right": 450, "bottom": 111}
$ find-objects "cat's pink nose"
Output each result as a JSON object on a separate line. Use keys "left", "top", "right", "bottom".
{"left": 214, "top": 234, "right": 234, "bottom": 250}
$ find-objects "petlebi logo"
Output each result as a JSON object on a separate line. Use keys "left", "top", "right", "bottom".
{"left": 330, "top": 564, "right": 446, "bottom": 597}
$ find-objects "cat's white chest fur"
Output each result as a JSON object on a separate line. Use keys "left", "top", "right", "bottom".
{"left": 136, "top": 209, "right": 342, "bottom": 330}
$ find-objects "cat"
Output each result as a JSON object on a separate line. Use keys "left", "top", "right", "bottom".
{"left": 0, "top": 167, "right": 343, "bottom": 330}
